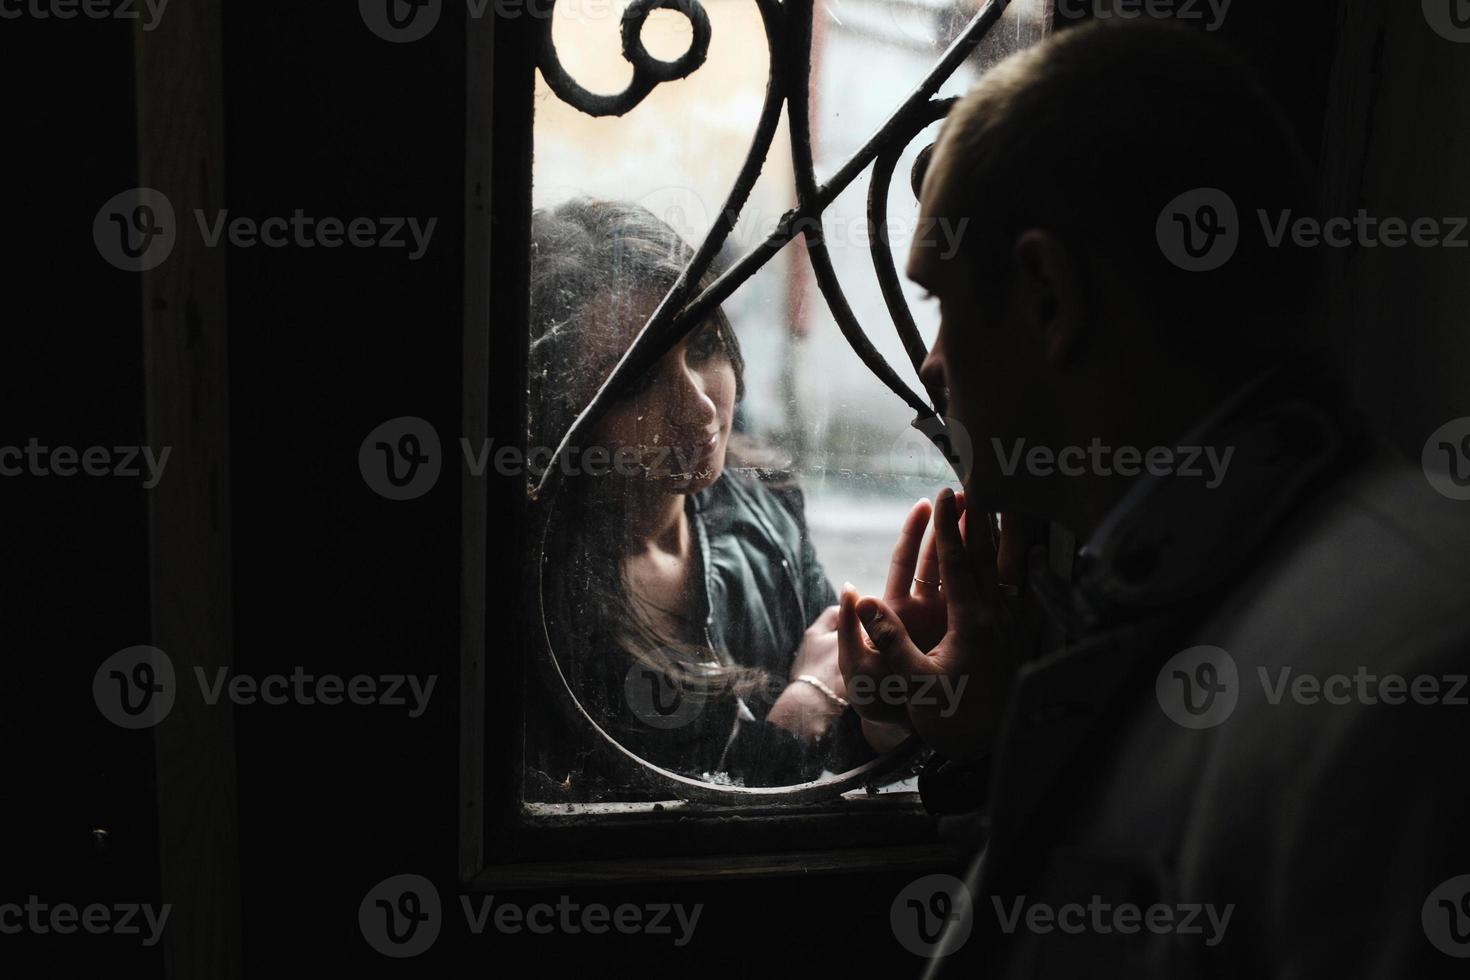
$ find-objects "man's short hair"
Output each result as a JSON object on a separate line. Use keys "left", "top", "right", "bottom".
{"left": 933, "top": 20, "right": 1321, "bottom": 369}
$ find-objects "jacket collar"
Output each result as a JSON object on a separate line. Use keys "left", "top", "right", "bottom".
{"left": 1029, "top": 353, "right": 1362, "bottom": 637}
{"left": 978, "top": 354, "right": 1364, "bottom": 887}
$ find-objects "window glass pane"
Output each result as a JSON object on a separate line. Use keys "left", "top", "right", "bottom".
{"left": 523, "top": 0, "right": 1046, "bottom": 803}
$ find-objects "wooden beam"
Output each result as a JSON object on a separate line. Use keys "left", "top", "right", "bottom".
{"left": 134, "top": 1, "right": 242, "bottom": 975}
{"left": 459, "top": 5, "right": 497, "bottom": 884}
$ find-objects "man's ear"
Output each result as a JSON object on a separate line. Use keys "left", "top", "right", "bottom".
{"left": 1011, "top": 229, "right": 1084, "bottom": 363}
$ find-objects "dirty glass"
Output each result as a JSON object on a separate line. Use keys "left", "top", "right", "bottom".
{"left": 522, "top": 0, "right": 1049, "bottom": 803}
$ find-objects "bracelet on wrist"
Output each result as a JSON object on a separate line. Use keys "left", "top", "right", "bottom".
{"left": 793, "top": 674, "right": 849, "bottom": 709}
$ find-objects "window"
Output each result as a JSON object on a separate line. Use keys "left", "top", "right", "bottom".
{"left": 467, "top": 0, "right": 1051, "bottom": 883}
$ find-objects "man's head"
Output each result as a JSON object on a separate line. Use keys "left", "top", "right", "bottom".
{"left": 909, "top": 21, "right": 1320, "bottom": 529}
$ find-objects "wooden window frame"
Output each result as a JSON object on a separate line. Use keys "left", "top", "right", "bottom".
{"left": 458, "top": 0, "right": 1055, "bottom": 890}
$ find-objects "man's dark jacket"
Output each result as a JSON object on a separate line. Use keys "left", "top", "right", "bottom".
{"left": 925, "top": 358, "right": 1470, "bottom": 978}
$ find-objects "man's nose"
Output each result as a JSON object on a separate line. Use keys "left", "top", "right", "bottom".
{"left": 919, "top": 346, "right": 945, "bottom": 394}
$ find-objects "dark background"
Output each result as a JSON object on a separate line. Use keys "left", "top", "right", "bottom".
{"left": 7, "top": 0, "right": 1459, "bottom": 975}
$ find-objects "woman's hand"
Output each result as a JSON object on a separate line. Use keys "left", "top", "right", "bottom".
{"left": 786, "top": 604, "right": 844, "bottom": 692}
{"left": 766, "top": 606, "right": 847, "bottom": 741}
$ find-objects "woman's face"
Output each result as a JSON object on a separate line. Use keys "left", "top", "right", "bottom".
{"left": 590, "top": 294, "right": 737, "bottom": 496}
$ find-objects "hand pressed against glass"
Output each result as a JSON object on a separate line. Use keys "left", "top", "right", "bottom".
{"left": 766, "top": 606, "right": 848, "bottom": 741}
{"left": 837, "top": 489, "right": 1027, "bottom": 763}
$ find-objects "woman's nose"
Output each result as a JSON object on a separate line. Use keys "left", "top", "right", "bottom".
{"left": 665, "top": 363, "right": 718, "bottom": 427}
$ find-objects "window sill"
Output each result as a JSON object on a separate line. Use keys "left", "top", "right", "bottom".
{"left": 469, "top": 841, "right": 969, "bottom": 890}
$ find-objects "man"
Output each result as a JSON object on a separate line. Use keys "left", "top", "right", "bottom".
{"left": 838, "top": 20, "right": 1470, "bottom": 977}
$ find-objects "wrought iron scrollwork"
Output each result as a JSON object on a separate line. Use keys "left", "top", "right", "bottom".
{"left": 530, "top": 0, "right": 1016, "bottom": 501}
{"left": 523, "top": 0, "right": 1027, "bottom": 802}
{"left": 537, "top": 0, "right": 715, "bottom": 118}
{"left": 867, "top": 95, "right": 959, "bottom": 415}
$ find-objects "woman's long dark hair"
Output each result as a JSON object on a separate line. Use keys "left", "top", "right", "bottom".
{"left": 529, "top": 198, "right": 775, "bottom": 704}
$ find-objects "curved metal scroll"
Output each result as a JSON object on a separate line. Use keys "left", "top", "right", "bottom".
{"left": 538, "top": 0, "right": 714, "bottom": 118}
{"left": 785, "top": 0, "right": 934, "bottom": 420}
{"left": 868, "top": 95, "right": 958, "bottom": 414}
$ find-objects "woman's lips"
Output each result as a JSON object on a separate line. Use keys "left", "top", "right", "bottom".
{"left": 700, "top": 429, "right": 720, "bottom": 459}
{"left": 683, "top": 430, "right": 720, "bottom": 468}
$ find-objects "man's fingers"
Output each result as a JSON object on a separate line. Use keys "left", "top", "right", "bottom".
{"left": 913, "top": 520, "right": 941, "bottom": 597}
{"left": 912, "top": 487, "right": 961, "bottom": 595}
{"left": 967, "top": 500, "right": 1003, "bottom": 598}
{"left": 936, "top": 488, "right": 988, "bottom": 611}
{"left": 838, "top": 584, "right": 877, "bottom": 680}
{"left": 997, "top": 512, "right": 1030, "bottom": 589}
{"left": 841, "top": 587, "right": 918, "bottom": 725}
{"left": 884, "top": 498, "right": 933, "bottom": 601}
{"left": 855, "top": 595, "right": 927, "bottom": 674}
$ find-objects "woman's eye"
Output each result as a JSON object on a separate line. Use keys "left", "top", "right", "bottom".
{"left": 615, "top": 369, "right": 657, "bottom": 401}
{"left": 687, "top": 327, "right": 722, "bottom": 361}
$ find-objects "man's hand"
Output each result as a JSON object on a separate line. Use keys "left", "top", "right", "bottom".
{"left": 837, "top": 488, "right": 1027, "bottom": 763}
{"left": 832, "top": 494, "right": 954, "bottom": 728}
{"left": 879, "top": 493, "right": 966, "bottom": 652}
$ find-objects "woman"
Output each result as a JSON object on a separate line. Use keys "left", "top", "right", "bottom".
{"left": 525, "top": 198, "right": 883, "bottom": 799}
